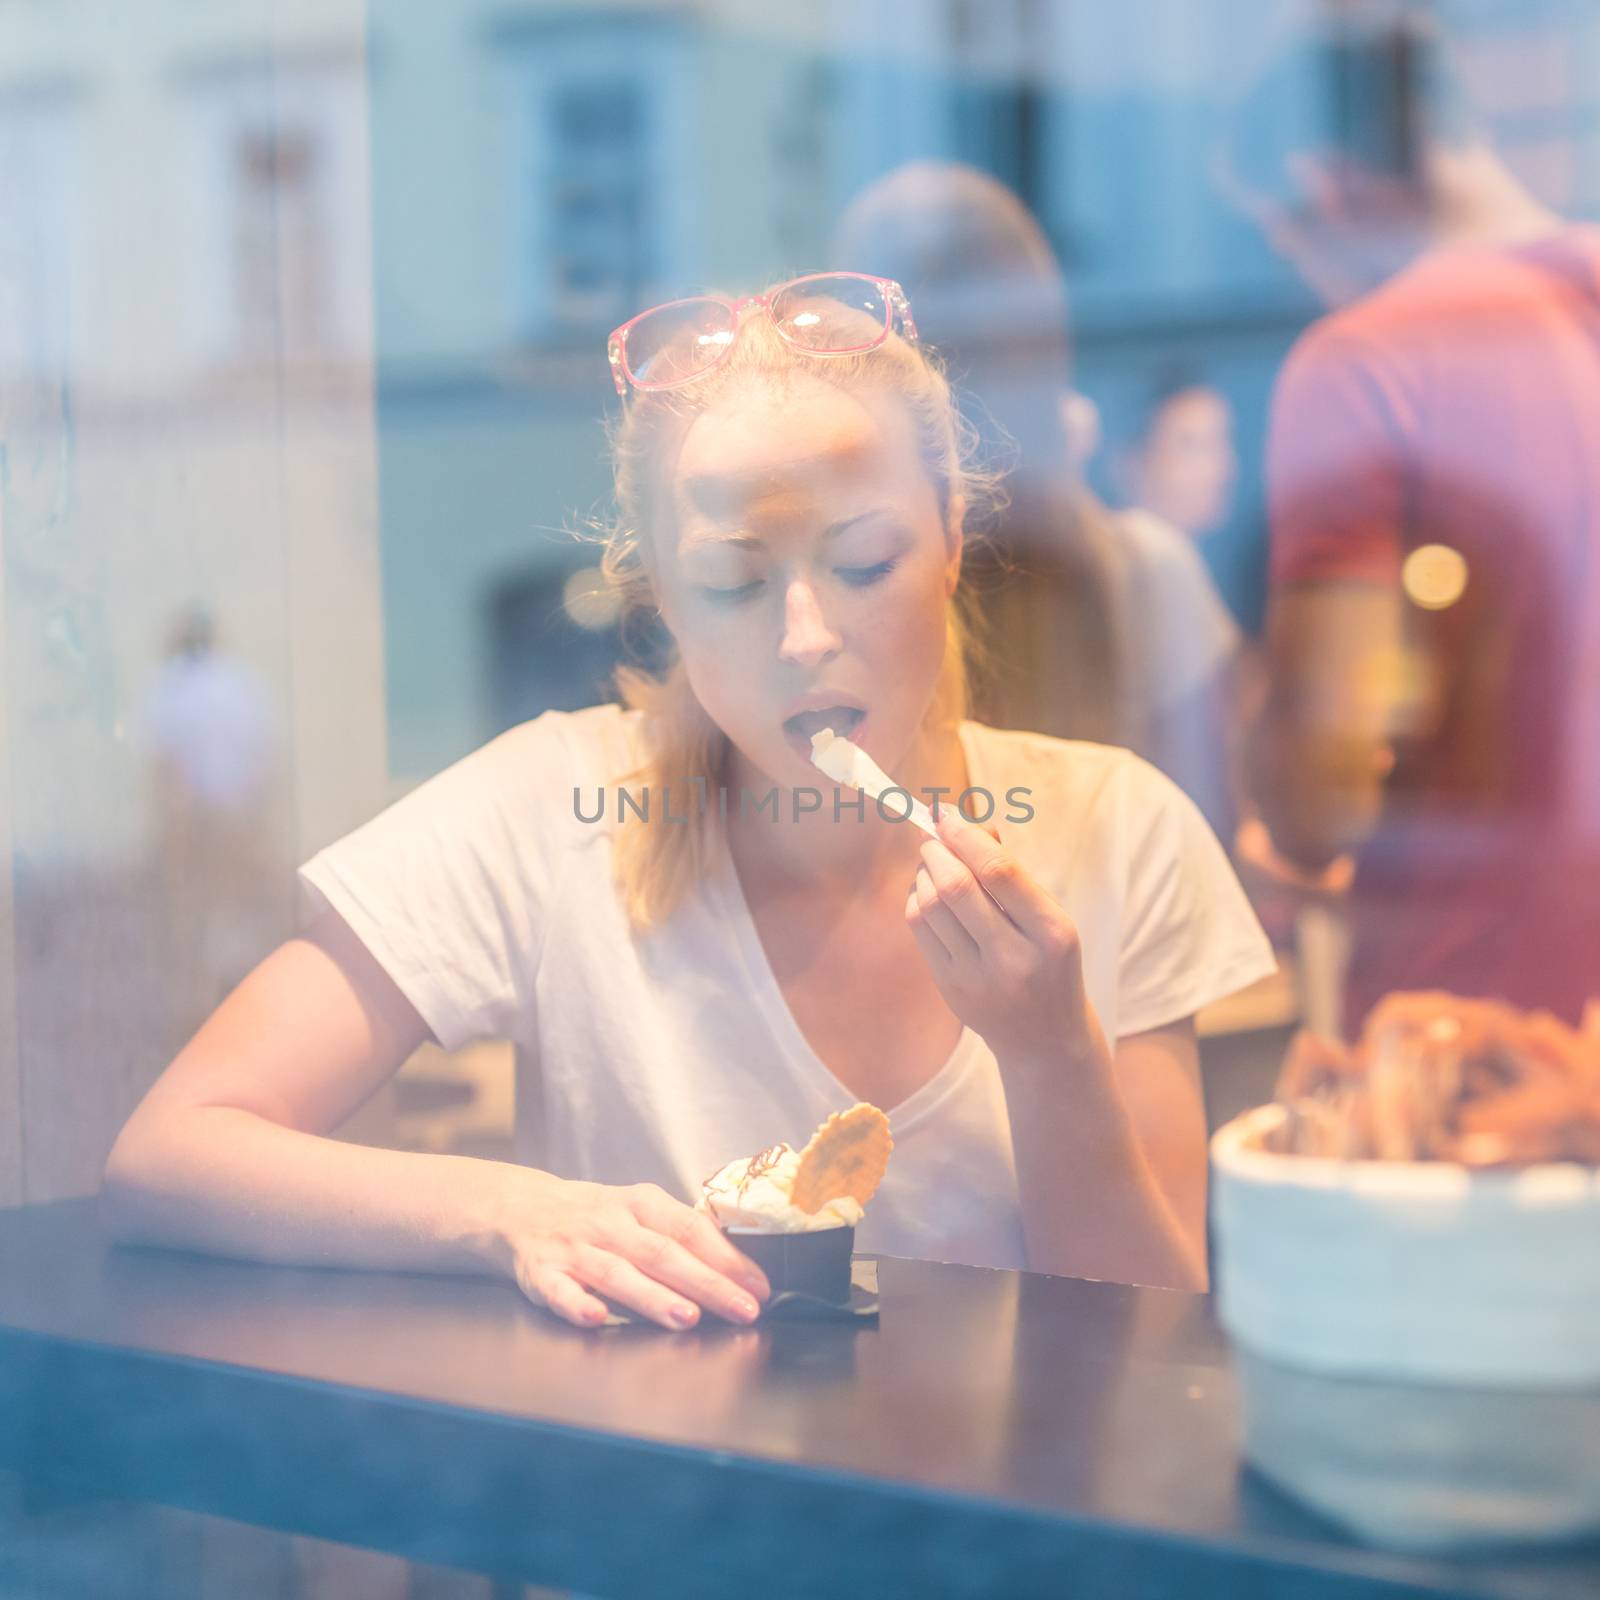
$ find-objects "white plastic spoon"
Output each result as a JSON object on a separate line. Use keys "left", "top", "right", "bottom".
{"left": 810, "top": 726, "right": 1019, "bottom": 926}
{"left": 809, "top": 727, "right": 938, "bottom": 838}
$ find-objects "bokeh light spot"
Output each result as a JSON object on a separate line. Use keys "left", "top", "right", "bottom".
{"left": 1402, "top": 543, "right": 1469, "bottom": 610}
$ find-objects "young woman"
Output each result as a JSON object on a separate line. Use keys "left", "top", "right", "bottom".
{"left": 103, "top": 274, "right": 1274, "bottom": 1330}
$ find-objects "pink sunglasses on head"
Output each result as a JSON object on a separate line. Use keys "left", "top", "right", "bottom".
{"left": 606, "top": 271, "right": 918, "bottom": 396}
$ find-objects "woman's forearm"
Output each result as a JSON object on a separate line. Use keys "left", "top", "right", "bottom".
{"left": 999, "top": 1037, "right": 1207, "bottom": 1292}
{"left": 102, "top": 1105, "right": 524, "bottom": 1279}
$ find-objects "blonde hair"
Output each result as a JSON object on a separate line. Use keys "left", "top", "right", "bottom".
{"left": 585, "top": 305, "right": 996, "bottom": 933}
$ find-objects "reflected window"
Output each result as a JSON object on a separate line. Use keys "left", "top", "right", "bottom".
{"left": 0, "top": 92, "right": 83, "bottom": 384}
{"left": 233, "top": 125, "right": 328, "bottom": 359}
{"left": 500, "top": 17, "right": 694, "bottom": 343}
{"left": 947, "top": 0, "right": 1046, "bottom": 208}
{"left": 488, "top": 565, "right": 634, "bottom": 733}
{"left": 180, "top": 60, "right": 368, "bottom": 371}
{"left": 547, "top": 79, "right": 646, "bottom": 324}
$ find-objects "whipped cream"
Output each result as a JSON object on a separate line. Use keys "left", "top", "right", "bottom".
{"left": 698, "top": 1143, "right": 864, "bottom": 1234}
{"left": 808, "top": 728, "right": 937, "bottom": 838}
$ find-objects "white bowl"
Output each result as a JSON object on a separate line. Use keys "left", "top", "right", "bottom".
{"left": 1211, "top": 1104, "right": 1600, "bottom": 1550}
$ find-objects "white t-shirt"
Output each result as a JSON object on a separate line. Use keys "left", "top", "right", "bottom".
{"left": 299, "top": 705, "right": 1275, "bottom": 1271}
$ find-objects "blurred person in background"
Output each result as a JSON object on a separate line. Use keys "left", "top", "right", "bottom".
{"left": 836, "top": 163, "right": 1240, "bottom": 838}
{"left": 1220, "top": 8, "right": 1600, "bottom": 1037}
{"left": 1114, "top": 367, "right": 1250, "bottom": 845}
{"left": 1111, "top": 366, "right": 1348, "bottom": 951}
{"left": 835, "top": 162, "right": 1125, "bottom": 749}
{"left": 142, "top": 605, "right": 281, "bottom": 1021}
{"left": 1117, "top": 368, "right": 1238, "bottom": 546}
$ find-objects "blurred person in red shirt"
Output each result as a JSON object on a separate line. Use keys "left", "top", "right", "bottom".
{"left": 1220, "top": 10, "right": 1600, "bottom": 1036}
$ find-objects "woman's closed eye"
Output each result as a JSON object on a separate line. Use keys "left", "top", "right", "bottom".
{"left": 697, "top": 557, "right": 899, "bottom": 604}
{"left": 836, "top": 557, "right": 899, "bottom": 587}
{"left": 699, "top": 579, "right": 765, "bottom": 604}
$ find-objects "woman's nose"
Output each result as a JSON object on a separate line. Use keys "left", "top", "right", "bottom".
{"left": 777, "top": 577, "right": 842, "bottom": 666}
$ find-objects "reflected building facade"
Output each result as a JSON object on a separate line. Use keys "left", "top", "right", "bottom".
{"left": 359, "top": 0, "right": 1600, "bottom": 786}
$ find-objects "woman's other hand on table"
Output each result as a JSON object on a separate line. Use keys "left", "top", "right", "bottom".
{"left": 496, "top": 1171, "right": 770, "bottom": 1331}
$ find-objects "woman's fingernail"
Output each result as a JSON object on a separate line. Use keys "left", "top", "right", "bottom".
{"left": 732, "top": 1295, "right": 760, "bottom": 1322}
{"left": 670, "top": 1302, "right": 698, "bottom": 1327}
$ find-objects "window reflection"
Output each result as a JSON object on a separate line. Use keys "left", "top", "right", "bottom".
{"left": 4, "top": 3, "right": 1600, "bottom": 1589}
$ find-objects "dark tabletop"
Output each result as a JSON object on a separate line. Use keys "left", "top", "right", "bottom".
{"left": 1, "top": 1199, "right": 1596, "bottom": 1600}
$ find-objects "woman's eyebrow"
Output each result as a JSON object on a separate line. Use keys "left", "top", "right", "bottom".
{"left": 680, "top": 529, "right": 762, "bottom": 552}
{"left": 825, "top": 508, "right": 895, "bottom": 539}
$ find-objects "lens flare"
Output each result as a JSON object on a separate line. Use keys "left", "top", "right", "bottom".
{"left": 563, "top": 567, "right": 620, "bottom": 630}
{"left": 1402, "top": 543, "right": 1469, "bottom": 610}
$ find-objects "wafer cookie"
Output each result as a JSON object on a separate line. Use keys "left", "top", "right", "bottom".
{"left": 790, "top": 1103, "right": 893, "bottom": 1215}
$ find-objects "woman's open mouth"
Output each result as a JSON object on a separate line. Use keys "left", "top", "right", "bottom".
{"left": 782, "top": 705, "right": 865, "bottom": 759}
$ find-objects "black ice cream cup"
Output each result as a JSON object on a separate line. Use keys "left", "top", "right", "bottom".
{"left": 723, "top": 1223, "right": 855, "bottom": 1304}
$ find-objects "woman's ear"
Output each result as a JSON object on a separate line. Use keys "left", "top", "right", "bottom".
{"left": 635, "top": 529, "right": 679, "bottom": 642}
{"left": 943, "top": 506, "right": 965, "bottom": 597}
{"left": 651, "top": 587, "right": 681, "bottom": 645}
